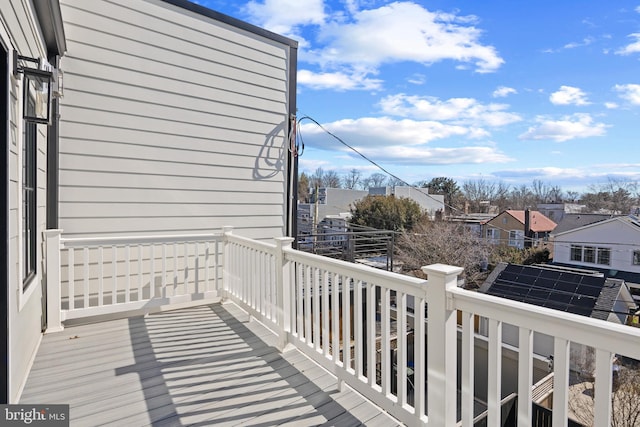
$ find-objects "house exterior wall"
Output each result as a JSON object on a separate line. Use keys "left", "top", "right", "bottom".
{"left": 554, "top": 218, "right": 640, "bottom": 274}
{"left": 57, "top": 0, "right": 297, "bottom": 240}
{"left": 369, "top": 186, "right": 445, "bottom": 219}
{"left": 484, "top": 212, "right": 524, "bottom": 248}
{"left": 1, "top": 1, "right": 52, "bottom": 403}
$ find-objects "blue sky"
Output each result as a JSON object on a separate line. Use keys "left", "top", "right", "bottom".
{"left": 199, "top": 0, "right": 640, "bottom": 193}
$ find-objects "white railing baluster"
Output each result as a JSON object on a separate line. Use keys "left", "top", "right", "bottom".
{"left": 162, "top": 243, "right": 167, "bottom": 298}
{"left": 297, "top": 264, "right": 304, "bottom": 340}
{"left": 125, "top": 245, "right": 131, "bottom": 303}
{"left": 517, "top": 326, "right": 533, "bottom": 427}
{"left": 98, "top": 246, "right": 104, "bottom": 307}
{"left": 322, "top": 269, "right": 330, "bottom": 358}
{"left": 367, "top": 282, "right": 376, "bottom": 388}
{"left": 150, "top": 244, "right": 155, "bottom": 299}
{"left": 354, "top": 279, "right": 363, "bottom": 379}
{"left": 552, "top": 337, "right": 570, "bottom": 427}
{"left": 304, "top": 265, "right": 312, "bottom": 346}
{"left": 414, "top": 296, "right": 426, "bottom": 421}
{"left": 68, "top": 248, "right": 75, "bottom": 311}
{"left": 112, "top": 245, "right": 117, "bottom": 305}
{"left": 397, "top": 291, "right": 407, "bottom": 407}
{"left": 173, "top": 242, "right": 178, "bottom": 295}
{"left": 313, "top": 267, "right": 320, "bottom": 352}
{"left": 137, "top": 244, "right": 142, "bottom": 301}
{"left": 343, "top": 276, "right": 352, "bottom": 373}
{"left": 488, "top": 318, "right": 502, "bottom": 427}
{"left": 594, "top": 348, "right": 613, "bottom": 427}
{"left": 83, "top": 247, "right": 89, "bottom": 307}
{"left": 461, "top": 311, "right": 474, "bottom": 427}
{"left": 381, "top": 287, "right": 391, "bottom": 397}
{"left": 331, "top": 271, "right": 339, "bottom": 365}
{"left": 183, "top": 242, "right": 188, "bottom": 296}
{"left": 194, "top": 242, "right": 199, "bottom": 295}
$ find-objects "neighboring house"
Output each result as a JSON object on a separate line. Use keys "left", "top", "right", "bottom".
{"left": 551, "top": 213, "right": 616, "bottom": 235}
{"left": 298, "top": 187, "right": 368, "bottom": 235}
{"left": 536, "top": 202, "right": 586, "bottom": 224}
{"left": 480, "top": 263, "right": 637, "bottom": 367}
{"left": 483, "top": 210, "right": 557, "bottom": 249}
{"left": 2, "top": 0, "right": 297, "bottom": 404}
{"left": 553, "top": 215, "right": 640, "bottom": 302}
{"left": 369, "top": 186, "right": 444, "bottom": 219}
{"left": 448, "top": 213, "right": 495, "bottom": 237}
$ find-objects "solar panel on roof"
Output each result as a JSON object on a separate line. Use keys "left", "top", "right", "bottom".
{"left": 485, "top": 263, "right": 609, "bottom": 318}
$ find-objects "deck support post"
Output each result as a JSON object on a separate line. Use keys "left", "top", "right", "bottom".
{"left": 274, "top": 237, "right": 294, "bottom": 352}
{"left": 422, "top": 263, "right": 463, "bottom": 427}
{"left": 44, "top": 229, "right": 64, "bottom": 333}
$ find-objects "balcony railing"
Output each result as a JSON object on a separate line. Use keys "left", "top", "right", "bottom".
{"left": 45, "top": 228, "right": 640, "bottom": 427}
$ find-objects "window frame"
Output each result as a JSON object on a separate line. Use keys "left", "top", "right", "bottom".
{"left": 22, "top": 97, "right": 37, "bottom": 289}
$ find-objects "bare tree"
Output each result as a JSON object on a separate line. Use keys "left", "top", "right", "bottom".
{"left": 509, "top": 184, "right": 535, "bottom": 210}
{"left": 396, "top": 219, "right": 492, "bottom": 286}
{"left": 323, "top": 170, "right": 342, "bottom": 188}
{"left": 343, "top": 168, "right": 362, "bottom": 189}
{"left": 363, "top": 172, "right": 388, "bottom": 189}
{"left": 531, "top": 179, "right": 552, "bottom": 203}
{"left": 462, "top": 179, "right": 510, "bottom": 212}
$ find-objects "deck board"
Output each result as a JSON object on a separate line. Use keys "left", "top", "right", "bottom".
{"left": 20, "top": 302, "right": 401, "bottom": 426}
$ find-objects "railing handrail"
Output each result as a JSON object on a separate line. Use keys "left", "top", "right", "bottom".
{"left": 284, "top": 246, "right": 427, "bottom": 296}
{"left": 449, "top": 286, "right": 640, "bottom": 360}
{"left": 61, "top": 232, "right": 223, "bottom": 248}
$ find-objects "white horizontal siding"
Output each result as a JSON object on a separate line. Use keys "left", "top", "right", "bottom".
{"left": 58, "top": 0, "right": 294, "bottom": 239}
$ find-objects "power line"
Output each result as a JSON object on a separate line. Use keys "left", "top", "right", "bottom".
{"left": 296, "top": 114, "right": 454, "bottom": 211}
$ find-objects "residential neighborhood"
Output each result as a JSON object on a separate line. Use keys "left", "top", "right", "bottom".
{"left": 2, "top": 1, "right": 639, "bottom": 427}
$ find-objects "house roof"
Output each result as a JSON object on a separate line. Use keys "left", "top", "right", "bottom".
{"left": 485, "top": 210, "right": 557, "bottom": 232}
{"left": 480, "top": 263, "right": 633, "bottom": 320}
{"left": 553, "top": 214, "right": 640, "bottom": 238}
{"left": 552, "top": 213, "right": 617, "bottom": 234}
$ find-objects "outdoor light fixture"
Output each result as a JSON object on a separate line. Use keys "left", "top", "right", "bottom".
{"left": 13, "top": 50, "right": 53, "bottom": 124}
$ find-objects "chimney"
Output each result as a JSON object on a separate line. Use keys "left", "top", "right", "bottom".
{"left": 524, "top": 209, "right": 531, "bottom": 248}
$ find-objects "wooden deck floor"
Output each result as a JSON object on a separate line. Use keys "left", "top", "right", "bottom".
{"left": 20, "top": 303, "right": 401, "bottom": 427}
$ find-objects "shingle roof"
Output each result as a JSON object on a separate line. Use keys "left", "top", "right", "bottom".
{"left": 552, "top": 213, "right": 618, "bottom": 234}
{"left": 505, "top": 210, "right": 557, "bottom": 232}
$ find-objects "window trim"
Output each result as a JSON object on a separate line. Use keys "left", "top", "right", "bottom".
{"left": 22, "top": 97, "right": 37, "bottom": 289}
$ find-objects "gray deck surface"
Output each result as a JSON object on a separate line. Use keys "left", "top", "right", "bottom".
{"left": 20, "top": 303, "right": 401, "bottom": 427}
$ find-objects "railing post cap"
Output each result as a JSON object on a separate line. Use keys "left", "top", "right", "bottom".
{"left": 421, "top": 263, "right": 464, "bottom": 277}
{"left": 222, "top": 226, "right": 234, "bottom": 234}
{"left": 274, "top": 236, "right": 295, "bottom": 245}
{"left": 44, "top": 229, "right": 63, "bottom": 237}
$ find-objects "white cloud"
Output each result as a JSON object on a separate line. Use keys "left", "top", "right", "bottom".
{"left": 360, "top": 145, "right": 512, "bottom": 165}
{"left": 519, "top": 113, "right": 608, "bottom": 142}
{"left": 378, "top": 94, "right": 522, "bottom": 127}
{"left": 616, "top": 33, "right": 640, "bottom": 55}
{"left": 563, "top": 37, "right": 594, "bottom": 49}
{"left": 614, "top": 83, "right": 640, "bottom": 105}
{"left": 243, "top": 0, "right": 325, "bottom": 35}
{"left": 492, "top": 86, "right": 517, "bottom": 98}
{"left": 297, "top": 69, "right": 382, "bottom": 90}
{"left": 549, "top": 86, "right": 590, "bottom": 106}
{"left": 311, "top": 2, "right": 503, "bottom": 74}
{"left": 604, "top": 102, "right": 619, "bottom": 109}
{"left": 300, "top": 116, "right": 471, "bottom": 147}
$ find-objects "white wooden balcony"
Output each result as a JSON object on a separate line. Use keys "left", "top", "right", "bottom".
{"left": 24, "top": 228, "right": 640, "bottom": 426}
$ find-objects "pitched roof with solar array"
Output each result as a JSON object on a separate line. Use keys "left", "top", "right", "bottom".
{"left": 480, "top": 263, "right": 622, "bottom": 318}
